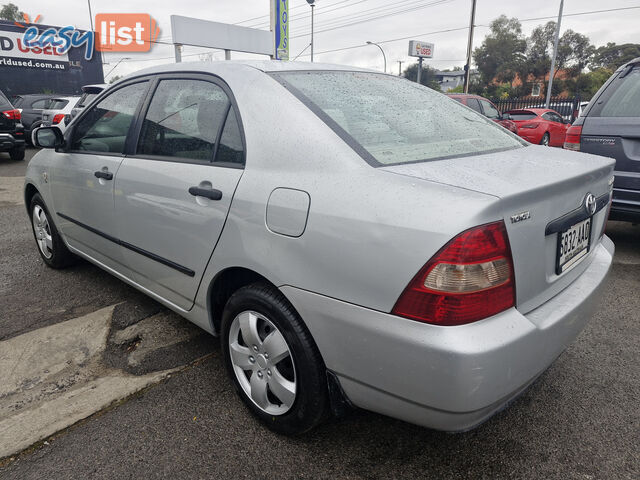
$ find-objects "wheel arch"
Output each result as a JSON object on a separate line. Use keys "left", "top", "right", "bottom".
{"left": 24, "top": 182, "right": 39, "bottom": 214}
{"left": 207, "top": 266, "right": 280, "bottom": 336}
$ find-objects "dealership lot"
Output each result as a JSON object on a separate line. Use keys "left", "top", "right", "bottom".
{"left": 0, "top": 148, "right": 638, "bottom": 479}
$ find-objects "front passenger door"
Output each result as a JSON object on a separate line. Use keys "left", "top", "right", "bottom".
{"left": 49, "top": 81, "right": 149, "bottom": 272}
{"left": 114, "top": 76, "right": 245, "bottom": 310}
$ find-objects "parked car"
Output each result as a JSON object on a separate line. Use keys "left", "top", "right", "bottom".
{"left": 27, "top": 62, "right": 614, "bottom": 435}
{"left": 525, "top": 101, "right": 585, "bottom": 123}
{"left": 504, "top": 108, "right": 570, "bottom": 146}
{"left": 9, "top": 94, "right": 55, "bottom": 145}
{"left": 40, "top": 96, "right": 80, "bottom": 135}
{"left": 564, "top": 57, "right": 640, "bottom": 222}
{"left": 70, "top": 84, "right": 107, "bottom": 120}
{"left": 447, "top": 93, "right": 518, "bottom": 133}
{"left": 0, "top": 89, "right": 25, "bottom": 160}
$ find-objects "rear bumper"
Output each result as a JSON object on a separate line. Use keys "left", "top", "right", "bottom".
{"left": 281, "top": 237, "right": 614, "bottom": 431}
{"left": 0, "top": 133, "right": 25, "bottom": 151}
{"left": 610, "top": 187, "right": 640, "bottom": 222}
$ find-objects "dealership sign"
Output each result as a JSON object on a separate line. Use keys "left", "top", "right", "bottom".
{"left": 274, "top": 0, "right": 288, "bottom": 60}
{"left": 408, "top": 40, "right": 434, "bottom": 58}
{"left": 0, "top": 30, "right": 68, "bottom": 70}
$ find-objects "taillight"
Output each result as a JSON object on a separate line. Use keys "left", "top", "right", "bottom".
{"left": 520, "top": 123, "right": 538, "bottom": 129}
{"left": 52, "top": 114, "right": 65, "bottom": 124}
{"left": 392, "top": 221, "right": 516, "bottom": 326}
{"left": 564, "top": 125, "right": 582, "bottom": 151}
{"left": 2, "top": 109, "right": 21, "bottom": 120}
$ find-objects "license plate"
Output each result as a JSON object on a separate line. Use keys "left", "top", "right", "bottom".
{"left": 556, "top": 217, "right": 591, "bottom": 274}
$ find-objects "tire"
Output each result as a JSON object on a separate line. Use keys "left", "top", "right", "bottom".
{"left": 29, "top": 193, "right": 76, "bottom": 268}
{"left": 221, "top": 282, "right": 329, "bottom": 435}
{"left": 9, "top": 146, "right": 25, "bottom": 161}
{"left": 540, "top": 132, "right": 550, "bottom": 146}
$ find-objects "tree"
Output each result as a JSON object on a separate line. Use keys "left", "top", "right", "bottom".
{"left": 0, "top": 3, "right": 23, "bottom": 22}
{"left": 472, "top": 15, "right": 526, "bottom": 86}
{"left": 402, "top": 63, "right": 441, "bottom": 91}
{"left": 592, "top": 43, "right": 640, "bottom": 70}
{"left": 109, "top": 75, "right": 123, "bottom": 84}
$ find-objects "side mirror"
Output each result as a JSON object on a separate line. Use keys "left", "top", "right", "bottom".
{"left": 33, "top": 126, "right": 64, "bottom": 149}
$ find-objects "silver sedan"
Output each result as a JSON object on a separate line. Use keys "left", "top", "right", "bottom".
{"left": 26, "top": 61, "right": 615, "bottom": 435}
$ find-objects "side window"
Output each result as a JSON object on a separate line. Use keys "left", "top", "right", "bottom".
{"left": 31, "top": 99, "right": 49, "bottom": 109}
{"left": 542, "top": 112, "right": 553, "bottom": 122}
{"left": 466, "top": 98, "right": 482, "bottom": 113}
{"left": 70, "top": 82, "right": 147, "bottom": 153}
{"left": 552, "top": 113, "right": 564, "bottom": 123}
{"left": 480, "top": 100, "right": 500, "bottom": 119}
{"left": 215, "top": 108, "right": 244, "bottom": 164}
{"left": 137, "top": 79, "right": 230, "bottom": 162}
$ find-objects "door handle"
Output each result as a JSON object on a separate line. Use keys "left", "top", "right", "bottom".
{"left": 188, "top": 186, "right": 222, "bottom": 200}
{"left": 94, "top": 170, "right": 113, "bottom": 180}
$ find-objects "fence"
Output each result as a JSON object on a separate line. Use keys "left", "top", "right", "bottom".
{"left": 490, "top": 96, "right": 582, "bottom": 123}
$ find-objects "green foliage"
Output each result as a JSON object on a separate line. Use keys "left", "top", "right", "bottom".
{"left": 402, "top": 63, "right": 441, "bottom": 92}
{"left": 592, "top": 43, "right": 640, "bottom": 70}
{"left": 447, "top": 84, "right": 464, "bottom": 93}
{"left": 557, "top": 68, "right": 613, "bottom": 99}
{"left": 472, "top": 15, "right": 526, "bottom": 86}
{"left": 0, "top": 3, "right": 23, "bottom": 22}
{"left": 109, "top": 75, "right": 123, "bottom": 84}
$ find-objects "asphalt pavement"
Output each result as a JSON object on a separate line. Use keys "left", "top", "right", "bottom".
{"left": 0, "top": 148, "right": 638, "bottom": 479}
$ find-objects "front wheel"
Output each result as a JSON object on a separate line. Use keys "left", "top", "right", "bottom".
{"left": 30, "top": 193, "right": 76, "bottom": 268}
{"left": 221, "top": 282, "right": 329, "bottom": 435}
{"left": 540, "top": 132, "right": 550, "bottom": 146}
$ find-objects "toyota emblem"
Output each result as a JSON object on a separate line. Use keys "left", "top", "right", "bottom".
{"left": 584, "top": 193, "right": 597, "bottom": 216}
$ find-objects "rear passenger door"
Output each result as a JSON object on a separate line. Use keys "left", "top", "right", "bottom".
{"left": 114, "top": 75, "right": 245, "bottom": 310}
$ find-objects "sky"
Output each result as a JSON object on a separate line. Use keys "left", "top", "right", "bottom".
{"left": 24, "top": 0, "right": 640, "bottom": 79}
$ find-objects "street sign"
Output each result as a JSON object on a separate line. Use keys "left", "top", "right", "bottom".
{"left": 408, "top": 40, "right": 434, "bottom": 58}
{"left": 274, "top": 0, "right": 289, "bottom": 60}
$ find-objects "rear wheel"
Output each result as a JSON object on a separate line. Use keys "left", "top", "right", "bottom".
{"left": 221, "top": 282, "right": 329, "bottom": 435}
{"left": 9, "top": 146, "right": 25, "bottom": 161}
{"left": 540, "top": 132, "right": 550, "bottom": 146}
{"left": 30, "top": 193, "right": 76, "bottom": 268}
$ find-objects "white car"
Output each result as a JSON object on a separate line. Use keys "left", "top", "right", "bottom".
{"left": 40, "top": 96, "right": 80, "bottom": 134}
{"left": 70, "top": 84, "right": 107, "bottom": 120}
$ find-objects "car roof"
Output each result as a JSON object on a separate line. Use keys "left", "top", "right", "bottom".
{"left": 126, "top": 60, "right": 376, "bottom": 80}
{"left": 446, "top": 93, "right": 482, "bottom": 98}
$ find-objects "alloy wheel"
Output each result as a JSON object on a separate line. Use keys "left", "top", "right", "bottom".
{"left": 228, "top": 310, "right": 297, "bottom": 415}
{"left": 32, "top": 205, "right": 53, "bottom": 259}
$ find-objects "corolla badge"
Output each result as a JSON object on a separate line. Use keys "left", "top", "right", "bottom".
{"left": 510, "top": 211, "right": 530, "bottom": 223}
{"left": 584, "top": 193, "right": 597, "bottom": 216}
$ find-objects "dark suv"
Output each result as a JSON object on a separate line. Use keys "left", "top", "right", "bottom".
{"left": 11, "top": 94, "right": 54, "bottom": 145}
{"left": 565, "top": 58, "right": 640, "bottom": 222}
{"left": 0, "top": 90, "right": 25, "bottom": 160}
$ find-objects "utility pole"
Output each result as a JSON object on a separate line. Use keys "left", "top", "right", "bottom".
{"left": 546, "top": 0, "right": 564, "bottom": 108}
{"left": 463, "top": 0, "right": 477, "bottom": 93}
{"left": 398, "top": 60, "right": 403, "bottom": 76}
{"left": 307, "top": 0, "right": 316, "bottom": 62}
{"left": 417, "top": 58, "right": 423, "bottom": 84}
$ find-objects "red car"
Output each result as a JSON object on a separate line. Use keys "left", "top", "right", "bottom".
{"left": 447, "top": 94, "right": 518, "bottom": 133}
{"left": 503, "top": 108, "right": 569, "bottom": 147}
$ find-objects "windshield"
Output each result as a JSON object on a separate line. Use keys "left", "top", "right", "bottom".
{"left": 275, "top": 71, "right": 524, "bottom": 165}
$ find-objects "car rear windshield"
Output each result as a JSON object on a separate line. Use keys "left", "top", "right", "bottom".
{"left": 49, "top": 99, "right": 69, "bottom": 109}
{"left": 275, "top": 71, "right": 524, "bottom": 165}
{"left": 77, "top": 92, "right": 98, "bottom": 107}
{"left": 505, "top": 111, "right": 537, "bottom": 120}
{"left": 595, "top": 66, "right": 640, "bottom": 117}
{"left": 0, "top": 91, "right": 12, "bottom": 110}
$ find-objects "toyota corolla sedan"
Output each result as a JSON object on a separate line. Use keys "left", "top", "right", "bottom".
{"left": 26, "top": 61, "right": 614, "bottom": 435}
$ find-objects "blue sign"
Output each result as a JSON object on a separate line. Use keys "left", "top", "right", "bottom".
{"left": 275, "top": 0, "right": 288, "bottom": 60}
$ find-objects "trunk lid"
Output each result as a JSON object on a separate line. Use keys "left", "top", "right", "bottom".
{"left": 381, "top": 144, "right": 615, "bottom": 314}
